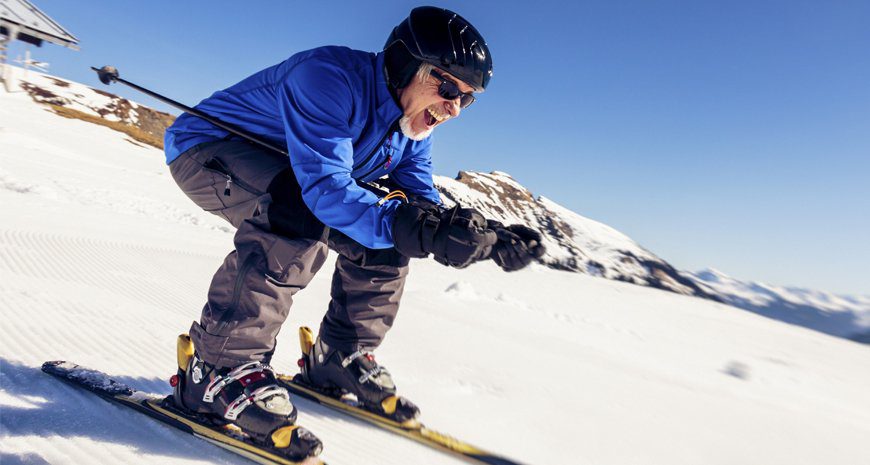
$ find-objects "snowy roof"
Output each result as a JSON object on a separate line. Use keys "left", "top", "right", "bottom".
{"left": 0, "top": 0, "right": 78, "bottom": 49}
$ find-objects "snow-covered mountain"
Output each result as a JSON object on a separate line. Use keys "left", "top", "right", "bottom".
{"left": 434, "top": 171, "right": 716, "bottom": 300}
{"left": 684, "top": 268, "right": 870, "bottom": 340}
{"left": 3, "top": 66, "right": 870, "bottom": 465}
{"left": 7, "top": 66, "right": 868, "bottom": 343}
{"left": 434, "top": 174, "right": 870, "bottom": 342}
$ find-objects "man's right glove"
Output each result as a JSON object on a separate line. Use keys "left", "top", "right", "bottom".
{"left": 392, "top": 203, "right": 497, "bottom": 268}
{"left": 487, "top": 221, "right": 546, "bottom": 272}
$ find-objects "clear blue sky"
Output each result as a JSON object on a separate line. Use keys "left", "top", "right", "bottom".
{"left": 10, "top": 1, "right": 869, "bottom": 295}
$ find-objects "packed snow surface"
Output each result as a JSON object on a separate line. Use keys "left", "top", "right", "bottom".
{"left": 2, "top": 81, "right": 870, "bottom": 465}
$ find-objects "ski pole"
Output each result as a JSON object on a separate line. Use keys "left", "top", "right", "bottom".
{"left": 90, "top": 65, "right": 289, "bottom": 156}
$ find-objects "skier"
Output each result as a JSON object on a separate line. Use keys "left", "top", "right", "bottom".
{"left": 163, "top": 6, "right": 544, "bottom": 455}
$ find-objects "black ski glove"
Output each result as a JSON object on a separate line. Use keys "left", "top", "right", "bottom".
{"left": 393, "top": 203, "right": 497, "bottom": 268}
{"left": 487, "top": 221, "right": 546, "bottom": 272}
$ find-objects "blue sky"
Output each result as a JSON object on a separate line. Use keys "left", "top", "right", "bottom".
{"left": 10, "top": 1, "right": 869, "bottom": 294}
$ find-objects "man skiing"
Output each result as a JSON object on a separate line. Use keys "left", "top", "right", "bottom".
{"left": 163, "top": 6, "right": 544, "bottom": 457}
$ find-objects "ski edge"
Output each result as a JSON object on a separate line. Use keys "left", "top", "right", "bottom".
{"left": 277, "top": 375, "right": 527, "bottom": 465}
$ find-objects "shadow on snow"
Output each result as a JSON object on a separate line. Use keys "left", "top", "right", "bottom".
{"left": 0, "top": 357, "right": 400, "bottom": 464}
{"left": 0, "top": 358, "right": 242, "bottom": 463}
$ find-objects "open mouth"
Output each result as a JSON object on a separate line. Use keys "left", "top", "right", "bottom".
{"left": 424, "top": 109, "right": 437, "bottom": 127}
{"left": 424, "top": 107, "right": 449, "bottom": 128}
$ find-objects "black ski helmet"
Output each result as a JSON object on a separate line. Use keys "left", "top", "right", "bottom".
{"left": 384, "top": 6, "right": 493, "bottom": 92}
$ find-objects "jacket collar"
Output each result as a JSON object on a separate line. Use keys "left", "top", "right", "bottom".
{"left": 375, "top": 52, "right": 403, "bottom": 123}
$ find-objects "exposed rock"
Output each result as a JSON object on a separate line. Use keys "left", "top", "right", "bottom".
{"left": 14, "top": 70, "right": 174, "bottom": 149}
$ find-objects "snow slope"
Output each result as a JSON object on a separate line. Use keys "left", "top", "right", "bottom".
{"left": 2, "top": 79, "right": 870, "bottom": 465}
{"left": 10, "top": 66, "right": 868, "bottom": 345}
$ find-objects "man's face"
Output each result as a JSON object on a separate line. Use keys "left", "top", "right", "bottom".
{"left": 397, "top": 69, "right": 476, "bottom": 141}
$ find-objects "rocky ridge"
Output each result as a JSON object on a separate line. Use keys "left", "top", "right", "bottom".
{"left": 10, "top": 67, "right": 173, "bottom": 147}
{"left": 434, "top": 171, "right": 717, "bottom": 300}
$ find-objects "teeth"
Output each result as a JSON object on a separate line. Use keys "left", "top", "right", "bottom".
{"left": 427, "top": 107, "right": 448, "bottom": 123}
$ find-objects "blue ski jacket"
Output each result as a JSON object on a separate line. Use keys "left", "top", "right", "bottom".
{"left": 164, "top": 46, "right": 442, "bottom": 249}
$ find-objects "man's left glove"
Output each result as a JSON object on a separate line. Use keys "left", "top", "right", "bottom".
{"left": 487, "top": 221, "right": 546, "bottom": 272}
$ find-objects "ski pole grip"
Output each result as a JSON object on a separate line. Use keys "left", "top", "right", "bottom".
{"left": 91, "top": 66, "right": 120, "bottom": 85}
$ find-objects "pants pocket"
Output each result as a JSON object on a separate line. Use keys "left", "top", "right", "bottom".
{"left": 202, "top": 157, "right": 266, "bottom": 198}
{"left": 170, "top": 151, "right": 229, "bottom": 214}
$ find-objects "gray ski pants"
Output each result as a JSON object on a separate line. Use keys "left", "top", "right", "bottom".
{"left": 169, "top": 140, "right": 409, "bottom": 368}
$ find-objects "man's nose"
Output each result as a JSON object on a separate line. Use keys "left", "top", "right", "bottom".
{"left": 444, "top": 99, "right": 461, "bottom": 118}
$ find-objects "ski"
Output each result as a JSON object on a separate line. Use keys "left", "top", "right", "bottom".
{"left": 277, "top": 374, "right": 526, "bottom": 465}
{"left": 41, "top": 361, "right": 325, "bottom": 465}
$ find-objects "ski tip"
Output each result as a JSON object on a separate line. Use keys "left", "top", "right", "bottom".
{"left": 41, "top": 360, "right": 135, "bottom": 396}
{"left": 41, "top": 360, "right": 74, "bottom": 373}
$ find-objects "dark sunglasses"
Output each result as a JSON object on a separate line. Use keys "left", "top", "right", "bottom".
{"left": 429, "top": 70, "right": 476, "bottom": 108}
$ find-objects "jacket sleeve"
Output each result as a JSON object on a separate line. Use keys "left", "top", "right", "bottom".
{"left": 389, "top": 137, "right": 443, "bottom": 205}
{"left": 277, "top": 59, "right": 401, "bottom": 249}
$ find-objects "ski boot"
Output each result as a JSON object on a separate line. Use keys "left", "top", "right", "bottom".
{"left": 171, "top": 334, "right": 322, "bottom": 459}
{"left": 294, "top": 327, "right": 420, "bottom": 425}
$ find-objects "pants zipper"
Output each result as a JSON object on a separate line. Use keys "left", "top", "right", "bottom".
{"left": 213, "top": 252, "right": 258, "bottom": 334}
{"left": 202, "top": 158, "right": 265, "bottom": 197}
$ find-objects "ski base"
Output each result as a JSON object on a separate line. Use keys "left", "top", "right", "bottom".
{"left": 278, "top": 374, "right": 525, "bottom": 465}
{"left": 41, "top": 361, "right": 324, "bottom": 465}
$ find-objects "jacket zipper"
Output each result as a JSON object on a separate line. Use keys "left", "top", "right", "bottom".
{"left": 357, "top": 121, "right": 400, "bottom": 181}
{"left": 354, "top": 119, "right": 399, "bottom": 178}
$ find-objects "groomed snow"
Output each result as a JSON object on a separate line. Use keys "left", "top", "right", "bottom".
{"left": 2, "top": 81, "right": 870, "bottom": 465}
